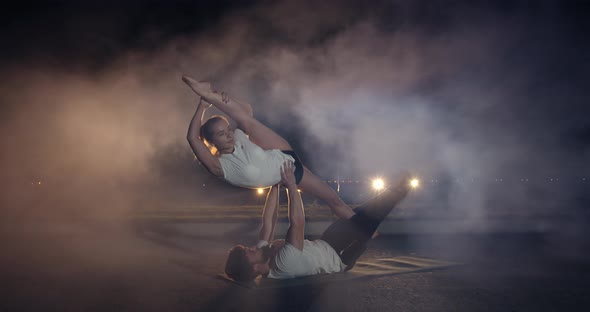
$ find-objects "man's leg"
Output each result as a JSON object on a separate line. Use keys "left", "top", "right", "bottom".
{"left": 348, "top": 177, "right": 410, "bottom": 238}
{"left": 321, "top": 176, "right": 411, "bottom": 267}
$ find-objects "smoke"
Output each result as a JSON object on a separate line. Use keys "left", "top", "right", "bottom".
{"left": 170, "top": 1, "right": 588, "bottom": 225}
{"left": 1, "top": 0, "right": 588, "bottom": 251}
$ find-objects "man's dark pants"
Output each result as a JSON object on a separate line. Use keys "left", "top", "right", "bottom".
{"left": 320, "top": 187, "right": 407, "bottom": 269}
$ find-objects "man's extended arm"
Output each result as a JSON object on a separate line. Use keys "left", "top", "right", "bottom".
{"left": 281, "top": 162, "right": 305, "bottom": 251}
{"left": 258, "top": 185, "right": 280, "bottom": 245}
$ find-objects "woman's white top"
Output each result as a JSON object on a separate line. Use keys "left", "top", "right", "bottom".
{"left": 267, "top": 240, "right": 346, "bottom": 279}
{"left": 218, "top": 129, "right": 295, "bottom": 188}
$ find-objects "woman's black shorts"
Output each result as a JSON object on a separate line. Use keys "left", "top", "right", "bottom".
{"left": 281, "top": 150, "right": 304, "bottom": 185}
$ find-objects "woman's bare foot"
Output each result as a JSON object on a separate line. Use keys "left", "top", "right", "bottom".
{"left": 182, "top": 75, "right": 224, "bottom": 106}
{"left": 182, "top": 75, "right": 255, "bottom": 123}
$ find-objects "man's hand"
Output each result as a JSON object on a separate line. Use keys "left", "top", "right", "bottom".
{"left": 280, "top": 161, "right": 297, "bottom": 189}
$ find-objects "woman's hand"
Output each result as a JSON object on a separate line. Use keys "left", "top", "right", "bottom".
{"left": 280, "top": 161, "right": 297, "bottom": 189}
{"left": 221, "top": 91, "right": 230, "bottom": 104}
{"left": 197, "top": 97, "right": 213, "bottom": 109}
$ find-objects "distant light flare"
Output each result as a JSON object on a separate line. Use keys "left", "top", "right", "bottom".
{"left": 372, "top": 178, "right": 385, "bottom": 191}
{"left": 257, "top": 188, "right": 264, "bottom": 195}
{"left": 410, "top": 178, "right": 419, "bottom": 188}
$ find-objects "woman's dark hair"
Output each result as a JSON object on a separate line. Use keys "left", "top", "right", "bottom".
{"left": 225, "top": 245, "right": 258, "bottom": 282}
{"left": 199, "top": 115, "right": 229, "bottom": 144}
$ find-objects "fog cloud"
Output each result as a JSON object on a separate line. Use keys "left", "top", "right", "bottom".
{"left": 1, "top": 0, "right": 587, "bottom": 235}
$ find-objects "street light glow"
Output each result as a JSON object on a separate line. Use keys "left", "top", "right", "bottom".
{"left": 372, "top": 178, "right": 385, "bottom": 191}
{"left": 410, "top": 178, "right": 419, "bottom": 188}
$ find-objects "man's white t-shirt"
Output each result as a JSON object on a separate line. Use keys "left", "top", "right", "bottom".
{"left": 218, "top": 129, "right": 295, "bottom": 188}
{"left": 267, "top": 240, "right": 346, "bottom": 279}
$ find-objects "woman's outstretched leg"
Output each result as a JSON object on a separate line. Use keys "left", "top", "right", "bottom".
{"left": 232, "top": 96, "right": 254, "bottom": 118}
{"left": 183, "top": 76, "right": 291, "bottom": 151}
{"left": 299, "top": 166, "right": 355, "bottom": 219}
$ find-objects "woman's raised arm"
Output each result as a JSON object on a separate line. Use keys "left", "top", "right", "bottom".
{"left": 187, "top": 98, "right": 224, "bottom": 177}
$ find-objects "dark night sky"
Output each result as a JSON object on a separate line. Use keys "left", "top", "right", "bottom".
{"left": 1, "top": 0, "right": 589, "bottom": 215}
{"left": 2, "top": 1, "right": 589, "bottom": 82}
{"left": 0, "top": 1, "right": 249, "bottom": 67}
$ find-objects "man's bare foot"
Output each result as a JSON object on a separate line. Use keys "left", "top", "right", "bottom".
{"left": 385, "top": 172, "right": 412, "bottom": 203}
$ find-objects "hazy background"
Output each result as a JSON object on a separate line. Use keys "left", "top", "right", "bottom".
{"left": 0, "top": 0, "right": 588, "bottom": 243}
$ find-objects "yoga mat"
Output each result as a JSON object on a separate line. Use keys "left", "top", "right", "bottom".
{"left": 217, "top": 255, "right": 462, "bottom": 289}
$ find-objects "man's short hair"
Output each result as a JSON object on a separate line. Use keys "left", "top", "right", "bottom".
{"left": 225, "top": 245, "right": 258, "bottom": 282}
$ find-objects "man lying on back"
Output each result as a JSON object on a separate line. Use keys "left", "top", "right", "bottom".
{"left": 225, "top": 161, "right": 411, "bottom": 281}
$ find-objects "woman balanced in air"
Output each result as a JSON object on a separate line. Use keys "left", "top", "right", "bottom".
{"left": 183, "top": 75, "right": 354, "bottom": 219}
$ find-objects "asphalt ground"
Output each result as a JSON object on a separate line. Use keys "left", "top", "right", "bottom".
{"left": 1, "top": 217, "right": 590, "bottom": 312}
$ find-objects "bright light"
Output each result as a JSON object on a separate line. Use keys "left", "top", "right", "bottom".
{"left": 410, "top": 178, "right": 419, "bottom": 188}
{"left": 297, "top": 189, "right": 301, "bottom": 193}
{"left": 372, "top": 178, "right": 385, "bottom": 191}
{"left": 257, "top": 188, "right": 264, "bottom": 195}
